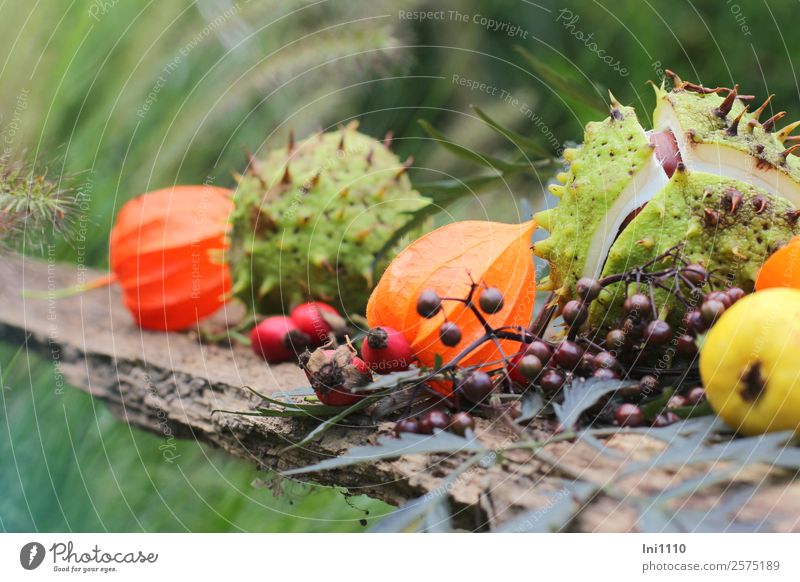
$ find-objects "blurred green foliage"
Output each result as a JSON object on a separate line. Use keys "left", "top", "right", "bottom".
{"left": 2, "top": 0, "right": 799, "bottom": 531}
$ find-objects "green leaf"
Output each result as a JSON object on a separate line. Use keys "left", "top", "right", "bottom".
{"left": 282, "top": 431, "right": 485, "bottom": 476}
{"left": 472, "top": 106, "right": 551, "bottom": 158}
{"left": 418, "top": 119, "right": 531, "bottom": 173}
{"left": 627, "top": 430, "right": 800, "bottom": 475}
{"left": 640, "top": 388, "right": 673, "bottom": 421}
{"left": 350, "top": 367, "right": 425, "bottom": 393}
{"left": 516, "top": 390, "right": 546, "bottom": 423}
{"left": 515, "top": 47, "right": 607, "bottom": 115}
{"left": 369, "top": 495, "right": 449, "bottom": 533}
{"left": 627, "top": 415, "right": 725, "bottom": 442}
{"left": 415, "top": 174, "right": 511, "bottom": 197}
{"left": 281, "top": 393, "right": 386, "bottom": 452}
{"left": 577, "top": 431, "right": 624, "bottom": 459}
{"left": 553, "top": 378, "right": 638, "bottom": 430}
{"left": 669, "top": 400, "right": 713, "bottom": 419}
{"left": 668, "top": 486, "right": 778, "bottom": 533}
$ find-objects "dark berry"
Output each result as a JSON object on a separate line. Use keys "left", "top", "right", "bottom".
{"left": 526, "top": 341, "right": 552, "bottom": 363}
{"left": 449, "top": 412, "right": 475, "bottom": 436}
{"left": 705, "top": 290, "right": 732, "bottom": 308}
{"left": 644, "top": 320, "right": 672, "bottom": 345}
{"left": 615, "top": 403, "right": 644, "bottom": 427}
{"left": 593, "top": 350, "right": 619, "bottom": 371}
{"left": 682, "top": 264, "right": 708, "bottom": 286}
{"left": 394, "top": 417, "right": 419, "bottom": 436}
{"left": 553, "top": 340, "right": 583, "bottom": 369}
{"left": 539, "top": 368, "right": 566, "bottom": 395}
{"left": 579, "top": 353, "right": 596, "bottom": 374}
{"left": 676, "top": 334, "right": 697, "bottom": 358}
{"left": 686, "top": 387, "right": 706, "bottom": 405}
{"left": 622, "top": 318, "right": 644, "bottom": 340}
{"left": 417, "top": 289, "right": 442, "bottom": 318}
{"left": 682, "top": 310, "right": 706, "bottom": 336}
{"left": 593, "top": 367, "right": 620, "bottom": 380}
{"left": 418, "top": 409, "right": 451, "bottom": 434}
{"left": 439, "top": 322, "right": 462, "bottom": 347}
{"left": 700, "top": 299, "right": 726, "bottom": 325}
{"left": 478, "top": 287, "right": 505, "bottom": 314}
{"left": 517, "top": 354, "right": 543, "bottom": 380}
{"left": 606, "top": 328, "right": 627, "bottom": 351}
{"left": 562, "top": 300, "right": 588, "bottom": 327}
{"left": 618, "top": 383, "right": 642, "bottom": 401}
{"left": 726, "top": 287, "right": 746, "bottom": 303}
{"left": 624, "top": 293, "right": 651, "bottom": 319}
{"left": 638, "top": 374, "right": 660, "bottom": 396}
{"left": 652, "top": 412, "right": 680, "bottom": 427}
{"left": 460, "top": 371, "right": 494, "bottom": 403}
{"left": 576, "top": 277, "right": 602, "bottom": 301}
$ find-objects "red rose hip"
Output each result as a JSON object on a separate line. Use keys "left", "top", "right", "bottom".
{"left": 361, "top": 326, "right": 413, "bottom": 374}
{"left": 251, "top": 316, "right": 310, "bottom": 363}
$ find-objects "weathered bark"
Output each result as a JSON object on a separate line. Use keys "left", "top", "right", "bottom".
{"left": 1, "top": 255, "right": 799, "bottom": 532}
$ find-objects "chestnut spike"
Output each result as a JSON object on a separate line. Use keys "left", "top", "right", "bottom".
{"left": 337, "top": 134, "right": 345, "bottom": 152}
{"left": 753, "top": 195, "right": 768, "bottom": 214}
{"left": 777, "top": 120, "right": 800, "bottom": 142}
{"left": 763, "top": 111, "right": 786, "bottom": 132}
{"left": 683, "top": 82, "right": 727, "bottom": 94}
{"left": 609, "top": 90, "right": 624, "bottom": 119}
{"left": 244, "top": 146, "right": 260, "bottom": 175}
{"left": 726, "top": 106, "right": 748, "bottom": 136}
{"left": 780, "top": 143, "right": 800, "bottom": 161}
{"left": 366, "top": 147, "right": 374, "bottom": 166}
{"left": 713, "top": 84, "right": 739, "bottom": 117}
{"left": 664, "top": 69, "right": 683, "bottom": 89}
{"left": 287, "top": 129, "right": 295, "bottom": 153}
{"left": 394, "top": 156, "right": 413, "bottom": 180}
{"left": 752, "top": 94, "right": 774, "bottom": 121}
{"left": 722, "top": 187, "right": 743, "bottom": 213}
{"left": 383, "top": 130, "right": 394, "bottom": 149}
{"left": 281, "top": 164, "right": 291, "bottom": 184}
{"left": 703, "top": 208, "right": 720, "bottom": 227}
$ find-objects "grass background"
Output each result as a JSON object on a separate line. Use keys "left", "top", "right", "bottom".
{"left": 2, "top": 0, "right": 799, "bottom": 531}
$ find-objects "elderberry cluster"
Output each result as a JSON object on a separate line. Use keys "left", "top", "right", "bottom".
{"left": 389, "top": 245, "right": 747, "bottom": 435}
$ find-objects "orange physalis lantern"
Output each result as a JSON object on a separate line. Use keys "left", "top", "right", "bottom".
{"left": 755, "top": 236, "right": 800, "bottom": 292}
{"left": 109, "top": 185, "right": 233, "bottom": 330}
{"left": 366, "top": 220, "right": 537, "bottom": 381}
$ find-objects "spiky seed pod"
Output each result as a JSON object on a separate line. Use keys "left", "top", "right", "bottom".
{"left": 534, "top": 75, "right": 800, "bottom": 327}
{"left": 229, "top": 122, "right": 428, "bottom": 315}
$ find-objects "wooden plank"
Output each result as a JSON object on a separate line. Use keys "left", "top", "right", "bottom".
{"left": 2, "top": 255, "right": 798, "bottom": 532}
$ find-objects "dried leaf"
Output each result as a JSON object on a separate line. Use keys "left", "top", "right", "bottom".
{"left": 282, "top": 431, "right": 485, "bottom": 476}
{"left": 553, "top": 378, "right": 638, "bottom": 430}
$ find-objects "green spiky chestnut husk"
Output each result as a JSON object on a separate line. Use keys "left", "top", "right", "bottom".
{"left": 534, "top": 77, "right": 800, "bottom": 327}
{"left": 229, "top": 123, "right": 427, "bottom": 315}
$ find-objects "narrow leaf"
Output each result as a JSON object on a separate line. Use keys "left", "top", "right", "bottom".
{"left": 473, "top": 106, "right": 550, "bottom": 157}
{"left": 515, "top": 47, "right": 607, "bottom": 114}
{"left": 553, "top": 378, "right": 638, "bottom": 430}
{"left": 282, "top": 431, "right": 485, "bottom": 476}
{"left": 418, "top": 119, "right": 530, "bottom": 173}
